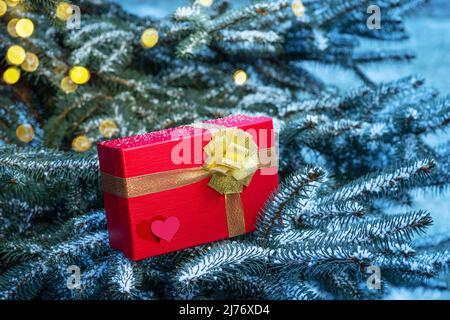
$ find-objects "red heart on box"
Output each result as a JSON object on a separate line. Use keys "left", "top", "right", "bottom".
{"left": 150, "top": 216, "right": 180, "bottom": 242}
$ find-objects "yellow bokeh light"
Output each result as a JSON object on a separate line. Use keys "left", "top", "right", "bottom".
{"left": 99, "top": 119, "right": 119, "bottom": 138}
{"left": 233, "top": 70, "right": 248, "bottom": 86}
{"left": 60, "top": 76, "right": 78, "bottom": 93}
{"left": 141, "top": 28, "right": 159, "bottom": 48}
{"left": 6, "top": 0, "right": 20, "bottom": 7}
{"left": 6, "top": 45, "right": 26, "bottom": 65}
{"left": 291, "top": 0, "right": 305, "bottom": 17}
{"left": 2, "top": 67, "right": 21, "bottom": 85}
{"left": 21, "top": 52, "right": 39, "bottom": 72}
{"left": 198, "top": 0, "right": 213, "bottom": 7}
{"left": 56, "top": 2, "right": 73, "bottom": 21}
{"left": 15, "top": 18, "right": 34, "bottom": 38}
{"left": 0, "top": 1, "right": 7, "bottom": 17}
{"left": 16, "top": 124, "right": 35, "bottom": 143}
{"left": 72, "top": 135, "right": 92, "bottom": 152}
{"left": 7, "top": 18, "right": 19, "bottom": 37}
{"left": 69, "top": 66, "right": 90, "bottom": 85}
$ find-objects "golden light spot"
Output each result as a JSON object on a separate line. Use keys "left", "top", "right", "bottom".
{"left": 6, "top": 45, "right": 26, "bottom": 65}
{"left": 141, "top": 28, "right": 159, "bottom": 48}
{"left": 2, "top": 66, "right": 21, "bottom": 85}
{"left": 21, "top": 52, "right": 39, "bottom": 72}
{"left": 99, "top": 119, "right": 119, "bottom": 138}
{"left": 6, "top": 0, "right": 20, "bottom": 7}
{"left": 56, "top": 2, "right": 73, "bottom": 21}
{"left": 60, "top": 76, "right": 78, "bottom": 93}
{"left": 7, "top": 18, "right": 19, "bottom": 37}
{"left": 292, "top": 0, "right": 305, "bottom": 17}
{"left": 233, "top": 69, "right": 248, "bottom": 86}
{"left": 198, "top": 0, "right": 213, "bottom": 7}
{"left": 69, "top": 66, "right": 90, "bottom": 85}
{"left": 0, "top": 1, "right": 7, "bottom": 17}
{"left": 15, "top": 18, "right": 34, "bottom": 38}
{"left": 72, "top": 135, "right": 92, "bottom": 152}
{"left": 16, "top": 124, "right": 35, "bottom": 143}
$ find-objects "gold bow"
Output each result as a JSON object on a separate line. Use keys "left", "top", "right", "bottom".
{"left": 203, "top": 127, "right": 260, "bottom": 195}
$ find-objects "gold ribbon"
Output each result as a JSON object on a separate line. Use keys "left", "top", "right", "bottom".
{"left": 101, "top": 125, "right": 276, "bottom": 237}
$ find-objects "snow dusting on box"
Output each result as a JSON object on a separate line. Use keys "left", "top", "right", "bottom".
{"left": 99, "top": 114, "right": 269, "bottom": 149}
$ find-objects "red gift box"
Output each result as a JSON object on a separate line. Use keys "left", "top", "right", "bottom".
{"left": 97, "top": 115, "right": 278, "bottom": 260}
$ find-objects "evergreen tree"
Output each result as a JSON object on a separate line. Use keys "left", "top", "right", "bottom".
{"left": 0, "top": 0, "right": 449, "bottom": 299}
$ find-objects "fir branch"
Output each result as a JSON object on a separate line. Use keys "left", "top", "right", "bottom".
{"left": 267, "top": 280, "right": 330, "bottom": 300}
{"left": 321, "top": 159, "right": 435, "bottom": 203}
{"left": 176, "top": 242, "right": 268, "bottom": 285}
{"left": 0, "top": 147, "right": 99, "bottom": 182}
{"left": 299, "top": 201, "right": 366, "bottom": 223}
{"left": 275, "top": 211, "right": 432, "bottom": 246}
{"left": 255, "top": 166, "right": 326, "bottom": 241}
{"left": 107, "top": 252, "right": 143, "bottom": 300}
{"left": 0, "top": 261, "right": 48, "bottom": 299}
{"left": 274, "top": 244, "right": 373, "bottom": 277}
